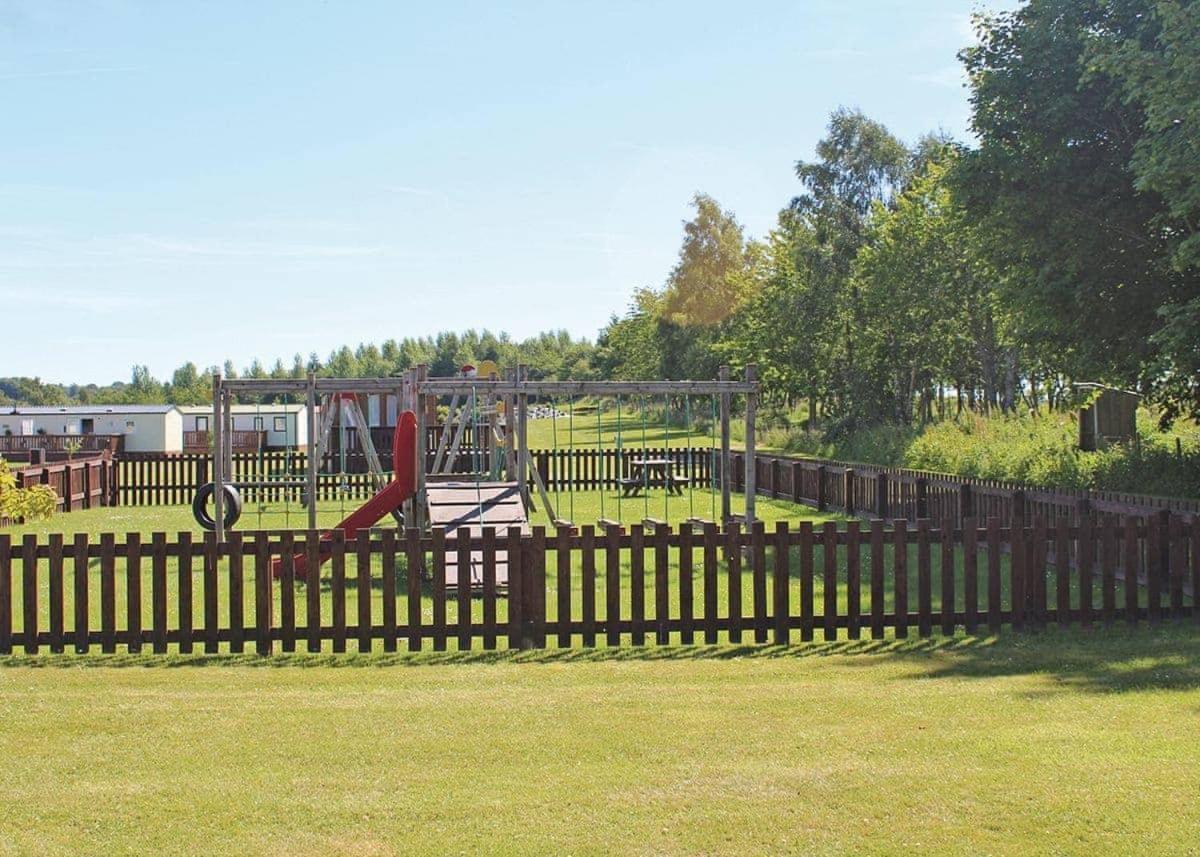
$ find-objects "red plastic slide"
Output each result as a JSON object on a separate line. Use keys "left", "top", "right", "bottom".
{"left": 274, "top": 410, "right": 418, "bottom": 580}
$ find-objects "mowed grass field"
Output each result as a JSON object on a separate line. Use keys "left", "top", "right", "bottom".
{"left": 2, "top": 627, "right": 1199, "bottom": 854}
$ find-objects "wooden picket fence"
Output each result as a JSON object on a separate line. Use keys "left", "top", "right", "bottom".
{"left": 114, "top": 447, "right": 717, "bottom": 507}
{"left": 734, "top": 452, "right": 1200, "bottom": 527}
{"left": 11, "top": 455, "right": 117, "bottom": 514}
{"left": 1, "top": 514, "right": 1195, "bottom": 656}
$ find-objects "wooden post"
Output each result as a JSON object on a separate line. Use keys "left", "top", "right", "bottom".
{"left": 875, "top": 472, "right": 888, "bottom": 519}
{"left": 816, "top": 464, "right": 827, "bottom": 511}
{"left": 916, "top": 477, "right": 928, "bottom": 520}
{"left": 790, "top": 460, "right": 803, "bottom": 505}
{"left": 743, "top": 364, "right": 757, "bottom": 529}
{"left": 844, "top": 468, "right": 856, "bottom": 517}
{"left": 306, "top": 371, "right": 319, "bottom": 532}
{"left": 517, "top": 363, "right": 530, "bottom": 511}
{"left": 719, "top": 365, "right": 731, "bottom": 524}
{"left": 959, "top": 483, "right": 973, "bottom": 527}
{"left": 212, "top": 373, "right": 224, "bottom": 542}
{"left": 415, "top": 365, "right": 428, "bottom": 533}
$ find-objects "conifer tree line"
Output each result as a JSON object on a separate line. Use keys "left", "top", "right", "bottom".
{"left": 4, "top": 1, "right": 1197, "bottom": 430}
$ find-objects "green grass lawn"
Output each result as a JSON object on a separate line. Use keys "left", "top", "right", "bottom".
{"left": 2, "top": 626, "right": 1198, "bottom": 854}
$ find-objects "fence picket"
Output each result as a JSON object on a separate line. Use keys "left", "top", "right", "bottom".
{"left": 870, "top": 520, "right": 884, "bottom": 640}
{"left": 21, "top": 535, "right": 38, "bottom": 654}
{"left": 800, "top": 521, "right": 815, "bottom": 642}
{"left": 654, "top": 524, "right": 670, "bottom": 646}
{"left": 629, "top": 524, "right": 645, "bottom": 646}
{"left": 331, "top": 531, "right": 347, "bottom": 653}
{"left": 893, "top": 520, "right": 908, "bottom": 639}
{"left": 48, "top": 534, "right": 64, "bottom": 653}
{"left": 382, "top": 530, "right": 397, "bottom": 652}
{"left": 581, "top": 525, "right": 596, "bottom": 647}
{"left": 726, "top": 521, "right": 742, "bottom": 644}
{"left": 679, "top": 523, "right": 694, "bottom": 645}
{"left": 846, "top": 521, "right": 861, "bottom": 640}
{"left": 986, "top": 518, "right": 1001, "bottom": 633}
{"left": 406, "top": 528, "right": 422, "bottom": 651}
{"left": 822, "top": 522, "right": 838, "bottom": 642}
{"left": 940, "top": 521, "right": 954, "bottom": 636}
{"left": 752, "top": 521, "right": 768, "bottom": 644}
{"left": 358, "top": 529, "right": 373, "bottom": 653}
{"left": 702, "top": 522, "right": 718, "bottom": 645}
{"left": 72, "top": 533, "right": 89, "bottom": 654}
{"left": 254, "top": 533, "right": 273, "bottom": 655}
{"left": 100, "top": 532, "right": 116, "bottom": 654}
{"left": 1123, "top": 516, "right": 1139, "bottom": 626}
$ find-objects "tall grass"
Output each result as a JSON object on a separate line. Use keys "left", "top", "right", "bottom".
{"left": 760, "top": 408, "right": 1200, "bottom": 498}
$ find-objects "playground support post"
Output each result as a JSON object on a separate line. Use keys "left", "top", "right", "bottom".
{"left": 306, "top": 371, "right": 319, "bottom": 532}
{"left": 213, "top": 372, "right": 224, "bottom": 542}
{"left": 517, "top": 363, "right": 530, "bottom": 511}
{"left": 744, "top": 363, "right": 757, "bottom": 529}
{"left": 415, "top": 364, "right": 428, "bottom": 533}
{"left": 719, "top": 365, "right": 731, "bottom": 524}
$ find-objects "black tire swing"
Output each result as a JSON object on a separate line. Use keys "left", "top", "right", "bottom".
{"left": 192, "top": 482, "right": 244, "bottom": 531}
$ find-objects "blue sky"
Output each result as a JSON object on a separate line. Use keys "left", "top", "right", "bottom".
{"left": 1, "top": 0, "right": 1018, "bottom": 385}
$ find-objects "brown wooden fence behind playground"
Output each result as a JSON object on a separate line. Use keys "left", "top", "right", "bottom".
{"left": 112, "top": 447, "right": 716, "bottom": 506}
{"left": 1, "top": 515, "right": 1195, "bottom": 656}
{"left": 733, "top": 452, "right": 1200, "bottom": 527}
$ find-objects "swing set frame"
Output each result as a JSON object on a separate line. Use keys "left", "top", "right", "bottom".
{"left": 205, "top": 364, "right": 759, "bottom": 543}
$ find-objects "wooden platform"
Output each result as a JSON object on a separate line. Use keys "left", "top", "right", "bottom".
{"left": 425, "top": 481, "right": 528, "bottom": 591}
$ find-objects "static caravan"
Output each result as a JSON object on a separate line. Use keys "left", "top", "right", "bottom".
{"left": 178, "top": 404, "right": 311, "bottom": 451}
{"left": 1, "top": 405, "right": 184, "bottom": 453}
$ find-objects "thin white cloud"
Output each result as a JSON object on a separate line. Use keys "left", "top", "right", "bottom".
{"left": 380, "top": 185, "right": 453, "bottom": 208}
{"left": 127, "top": 235, "right": 384, "bottom": 259}
{"left": 0, "top": 287, "right": 154, "bottom": 313}
{"left": 0, "top": 65, "right": 142, "bottom": 82}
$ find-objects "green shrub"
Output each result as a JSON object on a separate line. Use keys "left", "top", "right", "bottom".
{"left": 753, "top": 406, "right": 1200, "bottom": 499}
{"left": 0, "top": 459, "right": 57, "bottom": 522}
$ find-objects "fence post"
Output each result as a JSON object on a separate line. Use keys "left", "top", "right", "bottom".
{"left": 769, "top": 457, "right": 780, "bottom": 499}
{"left": 791, "top": 461, "right": 803, "bottom": 505}
{"left": 816, "top": 464, "right": 827, "bottom": 511}
{"left": 959, "top": 483, "right": 972, "bottom": 528}
{"left": 916, "top": 477, "right": 928, "bottom": 521}
{"left": 844, "top": 468, "right": 856, "bottom": 517}
{"left": 875, "top": 472, "right": 888, "bottom": 519}
{"left": 1012, "top": 490, "right": 1025, "bottom": 530}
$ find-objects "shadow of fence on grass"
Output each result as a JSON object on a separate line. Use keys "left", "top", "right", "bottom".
{"left": 5, "top": 625, "right": 1200, "bottom": 696}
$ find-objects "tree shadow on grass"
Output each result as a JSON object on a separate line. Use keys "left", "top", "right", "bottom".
{"left": 5, "top": 626, "right": 1200, "bottom": 695}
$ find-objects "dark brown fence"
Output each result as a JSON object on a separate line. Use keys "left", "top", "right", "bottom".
{"left": 733, "top": 452, "right": 1200, "bottom": 527}
{"left": 12, "top": 455, "right": 117, "bottom": 514}
{"left": 115, "top": 447, "right": 717, "bottom": 506}
{"left": 1, "top": 515, "right": 1194, "bottom": 656}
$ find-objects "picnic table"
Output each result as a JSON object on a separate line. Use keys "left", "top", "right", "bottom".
{"left": 619, "top": 458, "right": 685, "bottom": 497}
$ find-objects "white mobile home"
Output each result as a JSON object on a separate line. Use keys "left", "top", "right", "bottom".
{"left": 178, "top": 404, "right": 310, "bottom": 451}
{"left": 0, "top": 405, "right": 184, "bottom": 454}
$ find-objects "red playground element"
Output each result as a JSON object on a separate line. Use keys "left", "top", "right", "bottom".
{"left": 274, "top": 410, "right": 418, "bottom": 580}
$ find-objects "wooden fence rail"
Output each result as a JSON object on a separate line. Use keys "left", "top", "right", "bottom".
{"left": 1, "top": 515, "right": 1194, "bottom": 656}
{"left": 732, "top": 452, "right": 1200, "bottom": 528}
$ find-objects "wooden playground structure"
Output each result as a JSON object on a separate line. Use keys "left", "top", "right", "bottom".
{"left": 199, "top": 364, "right": 760, "bottom": 589}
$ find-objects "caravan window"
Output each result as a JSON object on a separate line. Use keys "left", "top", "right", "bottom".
{"left": 274, "top": 416, "right": 287, "bottom": 432}
{"left": 195, "top": 416, "right": 209, "bottom": 432}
